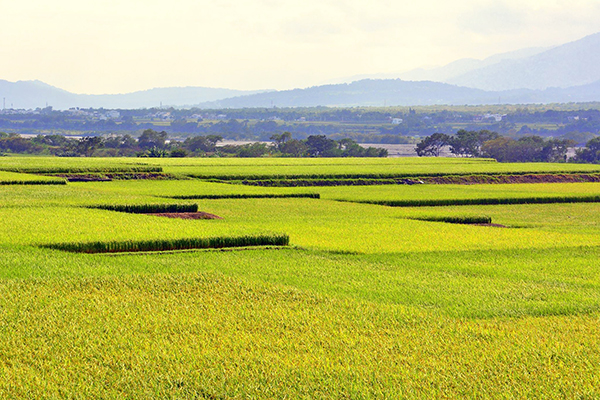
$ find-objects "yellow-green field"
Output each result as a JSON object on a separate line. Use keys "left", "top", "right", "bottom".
{"left": 1, "top": 156, "right": 600, "bottom": 398}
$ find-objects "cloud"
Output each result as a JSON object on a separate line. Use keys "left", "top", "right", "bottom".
{"left": 1, "top": 0, "right": 600, "bottom": 93}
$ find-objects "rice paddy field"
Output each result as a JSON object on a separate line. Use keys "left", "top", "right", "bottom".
{"left": 1, "top": 156, "right": 600, "bottom": 398}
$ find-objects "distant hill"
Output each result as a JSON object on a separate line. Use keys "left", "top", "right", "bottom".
{"left": 4, "top": 78, "right": 600, "bottom": 111}
{"left": 448, "top": 32, "right": 600, "bottom": 91}
{"left": 399, "top": 47, "right": 551, "bottom": 83}
{"left": 197, "top": 78, "right": 600, "bottom": 108}
{"left": 326, "top": 46, "right": 550, "bottom": 85}
{"left": 0, "top": 80, "right": 266, "bottom": 110}
{"left": 198, "top": 79, "right": 508, "bottom": 108}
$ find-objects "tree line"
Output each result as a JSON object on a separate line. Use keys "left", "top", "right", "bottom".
{"left": 3, "top": 106, "right": 600, "bottom": 143}
{"left": 0, "top": 130, "right": 387, "bottom": 158}
{"left": 415, "top": 129, "right": 600, "bottom": 163}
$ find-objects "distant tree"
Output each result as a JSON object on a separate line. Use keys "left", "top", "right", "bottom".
{"left": 104, "top": 134, "right": 138, "bottom": 149}
{"left": 170, "top": 148, "right": 188, "bottom": 157}
{"left": 480, "top": 137, "right": 513, "bottom": 161}
{"left": 482, "top": 135, "right": 573, "bottom": 162}
{"left": 32, "top": 134, "right": 71, "bottom": 147}
{"left": 76, "top": 136, "right": 104, "bottom": 157}
{"left": 573, "top": 137, "right": 600, "bottom": 163}
{"left": 270, "top": 131, "right": 292, "bottom": 151}
{"left": 542, "top": 138, "right": 574, "bottom": 162}
{"left": 138, "top": 129, "right": 168, "bottom": 150}
{"left": 0, "top": 133, "right": 39, "bottom": 153}
{"left": 279, "top": 139, "right": 308, "bottom": 157}
{"left": 305, "top": 135, "right": 339, "bottom": 157}
{"left": 236, "top": 142, "right": 271, "bottom": 157}
{"left": 415, "top": 133, "right": 450, "bottom": 157}
{"left": 183, "top": 135, "right": 222, "bottom": 153}
{"left": 450, "top": 129, "right": 499, "bottom": 157}
{"left": 138, "top": 146, "right": 169, "bottom": 158}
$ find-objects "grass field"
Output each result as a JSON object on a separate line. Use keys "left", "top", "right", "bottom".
{"left": 1, "top": 156, "right": 600, "bottom": 398}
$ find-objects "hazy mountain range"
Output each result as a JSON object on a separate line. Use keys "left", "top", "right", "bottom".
{"left": 2, "top": 32, "right": 600, "bottom": 109}
{"left": 0, "top": 80, "right": 267, "bottom": 110}
{"left": 328, "top": 46, "right": 552, "bottom": 85}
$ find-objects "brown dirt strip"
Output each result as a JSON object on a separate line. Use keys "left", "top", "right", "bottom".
{"left": 145, "top": 212, "right": 223, "bottom": 220}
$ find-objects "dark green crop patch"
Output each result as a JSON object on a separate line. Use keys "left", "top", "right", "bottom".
{"left": 41, "top": 234, "right": 290, "bottom": 253}
{"left": 410, "top": 215, "right": 493, "bottom": 224}
{"left": 167, "top": 193, "right": 320, "bottom": 200}
{"left": 348, "top": 195, "right": 600, "bottom": 207}
{"left": 0, "top": 179, "right": 67, "bottom": 185}
{"left": 87, "top": 203, "right": 199, "bottom": 214}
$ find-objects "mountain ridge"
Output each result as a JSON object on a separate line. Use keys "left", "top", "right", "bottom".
{"left": 448, "top": 32, "right": 600, "bottom": 90}
{"left": 0, "top": 80, "right": 267, "bottom": 109}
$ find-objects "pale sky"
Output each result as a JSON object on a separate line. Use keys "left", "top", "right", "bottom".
{"left": 0, "top": 0, "right": 599, "bottom": 94}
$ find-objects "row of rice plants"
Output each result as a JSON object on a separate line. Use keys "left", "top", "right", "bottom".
{"left": 0, "top": 178, "right": 67, "bottom": 185}
{"left": 409, "top": 215, "right": 492, "bottom": 224}
{"left": 239, "top": 173, "right": 600, "bottom": 187}
{"left": 188, "top": 169, "right": 600, "bottom": 182}
{"left": 55, "top": 172, "right": 181, "bottom": 182}
{"left": 1, "top": 166, "right": 163, "bottom": 174}
{"left": 168, "top": 193, "right": 320, "bottom": 200}
{"left": 88, "top": 203, "right": 198, "bottom": 213}
{"left": 238, "top": 178, "right": 421, "bottom": 187}
{"left": 41, "top": 234, "right": 290, "bottom": 253}
{"left": 347, "top": 195, "right": 600, "bottom": 207}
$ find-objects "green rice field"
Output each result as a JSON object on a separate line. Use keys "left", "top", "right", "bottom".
{"left": 1, "top": 156, "right": 600, "bottom": 398}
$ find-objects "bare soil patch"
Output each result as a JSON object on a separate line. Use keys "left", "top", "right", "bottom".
{"left": 146, "top": 212, "right": 223, "bottom": 220}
